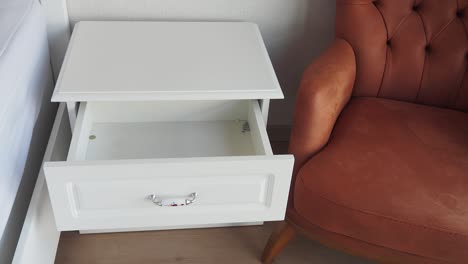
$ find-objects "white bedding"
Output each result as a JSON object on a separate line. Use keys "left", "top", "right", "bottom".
{"left": 0, "top": 0, "right": 53, "bottom": 238}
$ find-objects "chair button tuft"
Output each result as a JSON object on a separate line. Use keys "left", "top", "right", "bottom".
{"left": 425, "top": 45, "right": 431, "bottom": 53}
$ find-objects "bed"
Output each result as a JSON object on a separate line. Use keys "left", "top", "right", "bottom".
{"left": 0, "top": 0, "right": 55, "bottom": 261}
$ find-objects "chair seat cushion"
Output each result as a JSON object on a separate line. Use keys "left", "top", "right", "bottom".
{"left": 294, "top": 97, "right": 468, "bottom": 262}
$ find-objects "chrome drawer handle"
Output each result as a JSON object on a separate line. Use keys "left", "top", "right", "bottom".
{"left": 148, "top": 192, "right": 198, "bottom": 207}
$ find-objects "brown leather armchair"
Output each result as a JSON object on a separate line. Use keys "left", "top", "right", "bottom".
{"left": 262, "top": 0, "right": 468, "bottom": 263}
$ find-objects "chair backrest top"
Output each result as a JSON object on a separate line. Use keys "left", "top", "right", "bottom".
{"left": 336, "top": 0, "right": 468, "bottom": 112}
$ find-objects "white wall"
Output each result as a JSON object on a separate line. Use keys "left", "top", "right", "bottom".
{"left": 66, "top": 0, "right": 336, "bottom": 126}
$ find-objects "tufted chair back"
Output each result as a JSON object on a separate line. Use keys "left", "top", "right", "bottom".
{"left": 336, "top": 0, "right": 468, "bottom": 112}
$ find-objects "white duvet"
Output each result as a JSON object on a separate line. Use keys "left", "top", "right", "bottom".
{"left": 0, "top": 0, "right": 53, "bottom": 237}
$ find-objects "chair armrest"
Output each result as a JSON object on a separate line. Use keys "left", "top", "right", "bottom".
{"left": 289, "top": 38, "right": 356, "bottom": 176}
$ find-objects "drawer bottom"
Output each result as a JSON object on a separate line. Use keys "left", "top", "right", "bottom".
{"left": 79, "top": 222, "right": 263, "bottom": 234}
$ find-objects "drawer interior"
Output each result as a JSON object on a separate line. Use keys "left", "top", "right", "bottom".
{"left": 68, "top": 100, "right": 272, "bottom": 161}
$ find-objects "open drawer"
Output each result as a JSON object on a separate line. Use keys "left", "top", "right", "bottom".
{"left": 44, "top": 100, "right": 294, "bottom": 231}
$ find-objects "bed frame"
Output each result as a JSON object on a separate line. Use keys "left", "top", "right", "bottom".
{"left": 12, "top": 1, "right": 70, "bottom": 262}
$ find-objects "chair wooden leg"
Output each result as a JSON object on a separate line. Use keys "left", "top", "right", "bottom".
{"left": 261, "top": 222, "right": 297, "bottom": 264}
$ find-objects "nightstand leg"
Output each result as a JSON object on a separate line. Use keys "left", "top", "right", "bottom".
{"left": 66, "top": 102, "right": 77, "bottom": 131}
{"left": 260, "top": 99, "right": 270, "bottom": 126}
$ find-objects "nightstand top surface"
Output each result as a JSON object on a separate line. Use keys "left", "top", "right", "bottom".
{"left": 52, "top": 21, "right": 283, "bottom": 102}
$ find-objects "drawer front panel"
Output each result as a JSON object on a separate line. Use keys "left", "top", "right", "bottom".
{"left": 75, "top": 175, "right": 267, "bottom": 210}
{"left": 44, "top": 156, "right": 293, "bottom": 231}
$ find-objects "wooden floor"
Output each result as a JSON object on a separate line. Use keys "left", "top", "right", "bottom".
{"left": 55, "top": 141, "right": 373, "bottom": 264}
{"left": 56, "top": 222, "right": 372, "bottom": 264}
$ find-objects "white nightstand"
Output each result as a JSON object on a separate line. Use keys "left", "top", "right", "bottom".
{"left": 44, "top": 21, "right": 294, "bottom": 233}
